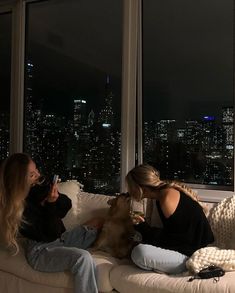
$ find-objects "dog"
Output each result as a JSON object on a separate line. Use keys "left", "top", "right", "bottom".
{"left": 91, "top": 193, "right": 138, "bottom": 259}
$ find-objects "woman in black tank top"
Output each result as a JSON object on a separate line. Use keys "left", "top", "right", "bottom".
{"left": 126, "top": 164, "right": 214, "bottom": 274}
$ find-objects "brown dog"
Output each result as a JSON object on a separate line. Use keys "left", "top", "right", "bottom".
{"left": 91, "top": 193, "right": 137, "bottom": 259}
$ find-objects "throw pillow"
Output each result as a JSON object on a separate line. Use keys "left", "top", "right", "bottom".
{"left": 58, "top": 180, "right": 81, "bottom": 230}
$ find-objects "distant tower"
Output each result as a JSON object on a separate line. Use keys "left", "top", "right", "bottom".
{"left": 0, "top": 112, "right": 10, "bottom": 160}
{"left": 157, "top": 119, "right": 176, "bottom": 142}
{"left": 88, "top": 109, "right": 95, "bottom": 127}
{"left": 98, "top": 75, "right": 114, "bottom": 128}
{"left": 73, "top": 99, "right": 87, "bottom": 131}
{"left": 201, "top": 115, "right": 216, "bottom": 153}
{"left": 222, "top": 107, "right": 233, "bottom": 159}
{"left": 24, "top": 60, "right": 42, "bottom": 158}
{"left": 185, "top": 120, "right": 201, "bottom": 146}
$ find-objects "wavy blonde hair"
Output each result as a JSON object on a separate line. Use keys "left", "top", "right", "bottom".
{"left": 126, "top": 164, "right": 206, "bottom": 212}
{"left": 0, "top": 153, "right": 31, "bottom": 254}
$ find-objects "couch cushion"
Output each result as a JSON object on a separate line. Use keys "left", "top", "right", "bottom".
{"left": 110, "top": 264, "right": 235, "bottom": 293}
{"left": 0, "top": 243, "right": 73, "bottom": 288}
{"left": 0, "top": 240, "right": 122, "bottom": 292}
{"left": 58, "top": 180, "right": 81, "bottom": 229}
{"left": 92, "top": 250, "right": 129, "bottom": 292}
{"left": 76, "top": 192, "right": 115, "bottom": 224}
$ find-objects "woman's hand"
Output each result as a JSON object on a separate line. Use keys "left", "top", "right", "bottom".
{"left": 46, "top": 183, "right": 59, "bottom": 202}
{"left": 130, "top": 211, "right": 145, "bottom": 225}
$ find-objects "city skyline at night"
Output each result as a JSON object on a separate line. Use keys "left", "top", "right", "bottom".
{"left": 0, "top": 0, "right": 233, "bottom": 194}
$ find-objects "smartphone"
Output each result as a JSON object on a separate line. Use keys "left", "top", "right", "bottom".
{"left": 52, "top": 174, "right": 59, "bottom": 184}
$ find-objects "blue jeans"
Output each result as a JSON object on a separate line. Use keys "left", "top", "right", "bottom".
{"left": 25, "top": 225, "right": 98, "bottom": 293}
{"left": 131, "top": 244, "right": 188, "bottom": 274}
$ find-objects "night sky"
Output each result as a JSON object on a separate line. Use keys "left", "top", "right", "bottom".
{"left": 142, "top": 0, "right": 233, "bottom": 124}
{"left": 0, "top": 12, "right": 11, "bottom": 112}
{"left": 0, "top": 0, "right": 233, "bottom": 126}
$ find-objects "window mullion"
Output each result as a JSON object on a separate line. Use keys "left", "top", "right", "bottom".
{"left": 120, "top": 0, "right": 139, "bottom": 191}
{"left": 10, "top": 0, "right": 25, "bottom": 154}
{"left": 137, "top": 0, "right": 142, "bottom": 166}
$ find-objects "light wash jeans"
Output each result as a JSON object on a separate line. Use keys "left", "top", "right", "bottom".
{"left": 131, "top": 244, "right": 188, "bottom": 274}
{"left": 25, "top": 225, "right": 98, "bottom": 293}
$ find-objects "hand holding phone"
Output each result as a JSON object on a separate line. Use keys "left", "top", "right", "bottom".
{"left": 46, "top": 175, "right": 59, "bottom": 203}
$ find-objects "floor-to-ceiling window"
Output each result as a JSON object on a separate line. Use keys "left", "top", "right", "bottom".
{"left": 24, "top": 0, "right": 122, "bottom": 194}
{"left": 1, "top": 0, "right": 234, "bottom": 200}
{"left": 0, "top": 12, "right": 12, "bottom": 162}
{"left": 142, "top": 0, "right": 234, "bottom": 191}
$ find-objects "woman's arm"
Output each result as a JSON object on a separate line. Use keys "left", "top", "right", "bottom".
{"left": 55, "top": 193, "right": 72, "bottom": 218}
{"left": 44, "top": 183, "right": 72, "bottom": 218}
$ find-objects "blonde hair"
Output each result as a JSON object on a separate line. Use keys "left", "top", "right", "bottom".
{"left": 126, "top": 164, "right": 205, "bottom": 211}
{"left": 0, "top": 153, "right": 31, "bottom": 254}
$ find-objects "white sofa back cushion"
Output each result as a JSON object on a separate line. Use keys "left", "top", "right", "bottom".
{"left": 58, "top": 181, "right": 81, "bottom": 230}
{"left": 58, "top": 181, "right": 146, "bottom": 230}
{"left": 76, "top": 192, "right": 114, "bottom": 224}
{"left": 58, "top": 181, "right": 113, "bottom": 229}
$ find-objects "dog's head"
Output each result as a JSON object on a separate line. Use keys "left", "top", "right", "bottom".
{"left": 107, "top": 193, "right": 131, "bottom": 216}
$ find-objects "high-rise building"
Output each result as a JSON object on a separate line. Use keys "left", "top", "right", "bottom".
{"left": 157, "top": 120, "right": 176, "bottom": 142}
{"left": 185, "top": 120, "right": 201, "bottom": 147}
{"left": 24, "top": 60, "right": 43, "bottom": 160}
{"left": 98, "top": 75, "right": 114, "bottom": 128}
{"left": 0, "top": 112, "right": 9, "bottom": 161}
{"left": 73, "top": 99, "right": 87, "bottom": 132}
{"left": 222, "top": 107, "right": 233, "bottom": 159}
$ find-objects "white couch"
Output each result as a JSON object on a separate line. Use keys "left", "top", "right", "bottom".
{"left": 0, "top": 181, "right": 235, "bottom": 293}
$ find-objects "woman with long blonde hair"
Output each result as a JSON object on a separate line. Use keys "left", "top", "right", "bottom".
{"left": 0, "top": 153, "right": 101, "bottom": 293}
{"left": 126, "top": 164, "right": 214, "bottom": 274}
{"left": 0, "top": 153, "right": 31, "bottom": 254}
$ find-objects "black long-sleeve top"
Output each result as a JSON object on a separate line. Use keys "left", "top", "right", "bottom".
{"left": 135, "top": 192, "right": 214, "bottom": 256}
{"left": 20, "top": 183, "right": 72, "bottom": 242}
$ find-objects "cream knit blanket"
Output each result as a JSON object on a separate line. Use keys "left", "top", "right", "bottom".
{"left": 186, "top": 246, "right": 235, "bottom": 273}
{"left": 208, "top": 195, "right": 235, "bottom": 249}
{"left": 186, "top": 195, "right": 235, "bottom": 273}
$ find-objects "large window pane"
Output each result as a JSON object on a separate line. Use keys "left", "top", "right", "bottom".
{"left": 24, "top": 0, "right": 122, "bottom": 194}
{"left": 143, "top": 0, "right": 233, "bottom": 189}
{"left": 0, "top": 12, "right": 11, "bottom": 162}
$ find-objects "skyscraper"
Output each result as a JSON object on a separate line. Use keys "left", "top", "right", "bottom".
{"left": 73, "top": 99, "right": 87, "bottom": 132}
{"left": 222, "top": 107, "right": 233, "bottom": 159}
{"left": 24, "top": 60, "right": 42, "bottom": 160}
{"left": 98, "top": 75, "right": 114, "bottom": 128}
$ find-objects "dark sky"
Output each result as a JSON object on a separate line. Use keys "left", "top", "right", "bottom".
{"left": 142, "top": 0, "right": 233, "bottom": 124}
{"left": 0, "top": 12, "right": 11, "bottom": 112}
{"left": 26, "top": 0, "right": 122, "bottom": 119}
{"left": 1, "top": 0, "right": 233, "bottom": 125}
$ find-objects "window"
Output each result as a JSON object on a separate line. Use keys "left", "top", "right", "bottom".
{"left": 1, "top": 0, "right": 234, "bottom": 200}
{"left": 24, "top": 0, "right": 122, "bottom": 194}
{"left": 142, "top": 0, "right": 234, "bottom": 190}
{"left": 0, "top": 12, "right": 11, "bottom": 162}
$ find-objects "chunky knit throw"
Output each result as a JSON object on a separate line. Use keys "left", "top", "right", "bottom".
{"left": 186, "top": 195, "right": 235, "bottom": 273}
{"left": 186, "top": 246, "right": 235, "bottom": 273}
{"left": 208, "top": 195, "right": 235, "bottom": 249}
